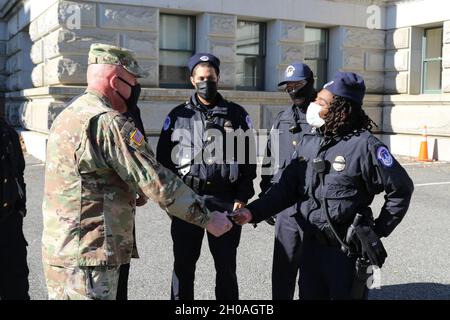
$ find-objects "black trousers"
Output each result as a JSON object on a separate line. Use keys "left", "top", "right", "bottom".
{"left": 170, "top": 195, "right": 241, "bottom": 300}
{"left": 0, "top": 213, "right": 30, "bottom": 300}
{"left": 298, "top": 235, "right": 365, "bottom": 300}
{"left": 116, "top": 263, "right": 130, "bottom": 300}
{"left": 271, "top": 208, "right": 303, "bottom": 300}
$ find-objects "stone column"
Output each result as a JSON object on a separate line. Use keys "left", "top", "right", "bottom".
{"left": 0, "top": 22, "right": 7, "bottom": 118}
{"left": 3, "top": 3, "right": 35, "bottom": 126}
{"left": 442, "top": 21, "right": 450, "bottom": 93}
{"left": 196, "top": 13, "right": 237, "bottom": 89}
{"left": 385, "top": 27, "right": 411, "bottom": 94}
{"left": 265, "top": 20, "right": 305, "bottom": 92}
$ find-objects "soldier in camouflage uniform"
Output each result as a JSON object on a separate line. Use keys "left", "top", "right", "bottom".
{"left": 41, "top": 43, "right": 233, "bottom": 300}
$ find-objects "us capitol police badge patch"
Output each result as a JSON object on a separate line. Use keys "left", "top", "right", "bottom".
{"left": 376, "top": 146, "right": 394, "bottom": 168}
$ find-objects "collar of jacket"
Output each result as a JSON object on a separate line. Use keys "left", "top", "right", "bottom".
{"left": 190, "top": 92, "right": 225, "bottom": 113}
{"left": 85, "top": 88, "right": 114, "bottom": 110}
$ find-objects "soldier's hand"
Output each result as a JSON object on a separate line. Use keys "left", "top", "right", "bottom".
{"left": 230, "top": 208, "right": 253, "bottom": 225}
{"left": 136, "top": 193, "right": 148, "bottom": 207}
{"left": 233, "top": 200, "right": 246, "bottom": 211}
{"left": 206, "top": 211, "right": 233, "bottom": 237}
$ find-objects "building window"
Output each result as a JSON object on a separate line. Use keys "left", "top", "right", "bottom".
{"left": 422, "top": 27, "right": 443, "bottom": 94}
{"left": 159, "top": 14, "right": 195, "bottom": 88}
{"left": 304, "top": 27, "right": 328, "bottom": 89}
{"left": 236, "top": 21, "right": 266, "bottom": 91}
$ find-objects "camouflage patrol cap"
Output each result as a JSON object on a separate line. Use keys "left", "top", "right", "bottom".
{"left": 88, "top": 43, "right": 149, "bottom": 78}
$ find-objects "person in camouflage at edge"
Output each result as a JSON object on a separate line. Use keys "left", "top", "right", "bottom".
{"left": 41, "top": 43, "right": 233, "bottom": 300}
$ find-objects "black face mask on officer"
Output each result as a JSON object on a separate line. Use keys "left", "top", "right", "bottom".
{"left": 116, "top": 76, "right": 141, "bottom": 110}
{"left": 287, "top": 78, "right": 315, "bottom": 109}
{"left": 195, "top": 80, "right": 218, "bottom": 102}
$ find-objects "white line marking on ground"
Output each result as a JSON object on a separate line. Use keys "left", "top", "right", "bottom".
{"left": 414, "top": 182, "right": 450, "bottom": 187}
{"left": 28, "top": 163, "right": 44, "bottom": 167}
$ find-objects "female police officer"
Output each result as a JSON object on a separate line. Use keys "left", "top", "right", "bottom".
{"left": 232, "top": 72, "right": 414, "bottom": 299}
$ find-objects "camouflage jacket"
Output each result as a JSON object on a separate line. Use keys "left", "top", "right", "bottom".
{"left": 42, "top": 89, "right": 212, "bottom": 267}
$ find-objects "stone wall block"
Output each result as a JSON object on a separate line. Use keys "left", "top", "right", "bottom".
{"left": 442, "top": 68, "right": 450, "bottom": 93}
{"left": 31, "top": 40, "right": 43, "bottom": 64}
{"left": 58, "top": 1, "right": 96, "bottom": 29}
{"left": 442, "top": 45, "right": 450, "bottom": 69}
{"left": 342, "top": 48, "right": 364, "bottom": 70}
{"left": 209, "top": 38, "right": 236, "bottom": 63}
{"left": 31, "top": 64, "right": 44, "bottom": 87}
{"left": 385, "top": 71, "right": 409, "bottom": 94}
{"left": 216, "top": 61, "right": 235, "bottom": 89}
{"left": 385, "top": 49, "right": 409, "bottom": 72}
{"left": 279, "top": 44, "right": 304, "bottom": 65}
{"left": 444, "top": 21, "right": 450, "bottom": 44}
{"left": 208, "top": 14, "right": 236, "bottom": 37}
{"left": 44, "top": 28, "right": 119, "bottom": 60}
{"left": 136, "top": 59, "right": 158, "bottom": 87}
{"left": 360, "top": 71, "right": 384, "bottom": 93}
{"left": 99, "top": 4, "right": 158, "bottom": 31}
{"left": 279, "top": 21, "right": 304, "bottom": 43}
{"left": 44, "top": 55, "right": 87, "bottom": 85}
{"left": 343, "top": 27, "right": 385, "bottom": 49}
{"left": 364, "top": 50, "right": 384, "bottom": 72}
{"left": 122, "top": 31, "right": 158, "bottom": 59}
{"left": 386, "top": 28, "right": 410, "bottom": 50}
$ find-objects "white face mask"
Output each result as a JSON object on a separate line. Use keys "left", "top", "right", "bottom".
{"left": 306, "top": 102, "right": 325, "bottom": 128}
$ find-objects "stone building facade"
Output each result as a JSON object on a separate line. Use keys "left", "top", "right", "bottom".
{"left": 0, "top": 0, "right": 449, "bottom": 161}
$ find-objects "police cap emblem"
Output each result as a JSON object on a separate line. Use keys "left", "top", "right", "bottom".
{"left": 286, "top": 65, "right": 295, "bottom": 78}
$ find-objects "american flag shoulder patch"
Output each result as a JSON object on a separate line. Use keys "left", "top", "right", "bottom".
{"left": 130, "top": 128, "right": 144, "bottom": 146}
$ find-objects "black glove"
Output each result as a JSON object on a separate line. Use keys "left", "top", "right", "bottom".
{"left": 354, "top": 223, "right": 387, "bottom": 268}
{"left": 265, "top": 216, "right": 276, "bottom": 226}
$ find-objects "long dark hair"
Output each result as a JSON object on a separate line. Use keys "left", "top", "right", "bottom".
{"left": 322, "top": 95, "right": 377, "bottom": 139}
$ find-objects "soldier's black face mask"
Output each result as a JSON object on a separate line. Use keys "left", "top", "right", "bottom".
{"left": 287, "top": 79, "right": 315, "bottom": 109}
{"left": 195, "top": 80, "right": 218, "bottom": 102}
{"left": 116, "top": 76, "right": 141, "bottom": 110}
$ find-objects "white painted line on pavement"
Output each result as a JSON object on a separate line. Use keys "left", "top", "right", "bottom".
{"left": 28, "top": 163, "right": 44, "bottom": 167}
{"left": 400, "top": 162, "right": 424, "bottom": 166}
{"left": 414, "top": 181, "right": 450, "bottom": 187}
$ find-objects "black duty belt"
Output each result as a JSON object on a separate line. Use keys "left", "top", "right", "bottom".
{"left": 182, "top": 175, "right": 234, "bottom": 195}
{"left": 311, "top": 224, "right": 348, "bottom": 248}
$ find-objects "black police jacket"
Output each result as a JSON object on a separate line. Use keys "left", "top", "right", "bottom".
{"left": 247, "top": 129, "right": 414, "bottom": 238}
{"left": 156, "top": 93, "right": 256, "bottom": 203}
{"left": 259, "top": 105, "right": 312, "bottom": 221}
{"left": 0, "top": 118, "right": 26, "bottom": 222}
{"left": 260, "top": 105, "right": 312, "bottom": 195}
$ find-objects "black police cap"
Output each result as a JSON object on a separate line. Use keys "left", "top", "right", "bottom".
{"left": 188, "top": 53, "right": 220, "bottom": 75}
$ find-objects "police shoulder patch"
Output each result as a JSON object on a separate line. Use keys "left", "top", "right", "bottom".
{"left": 376, "top": 146, "right": 394, "bottom": 168}
{"left": 130, "top": 128, "right": 144, "bottom": 146}
{"left": 163, "top": 116, "right": 171, "bottom": 131}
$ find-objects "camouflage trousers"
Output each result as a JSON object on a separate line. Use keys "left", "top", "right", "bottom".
{"left": 43, "top": 263, "right": 120, "bottom": 300}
